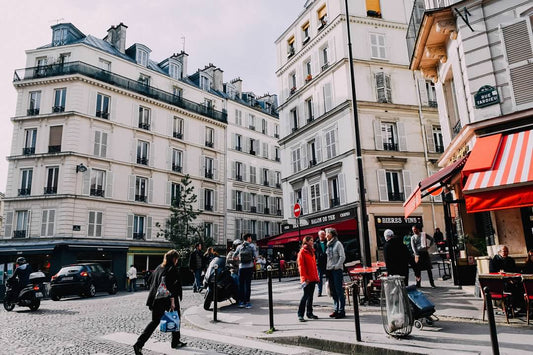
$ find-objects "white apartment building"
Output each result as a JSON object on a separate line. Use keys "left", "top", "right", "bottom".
{"left": 274, "top": 0, "right": 444, "bottom": 261}
{"left": 0, "top": 23, "right": 228, "bottom": 287}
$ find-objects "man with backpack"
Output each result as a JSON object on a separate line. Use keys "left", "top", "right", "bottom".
{"left": 234, "top": 233, "right": 258, "bottom": 309}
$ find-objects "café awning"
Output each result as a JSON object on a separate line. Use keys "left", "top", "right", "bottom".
{"left": 463, "top": 129, "right": 533, "bottom": 213}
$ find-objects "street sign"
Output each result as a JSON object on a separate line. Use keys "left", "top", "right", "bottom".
{"left": 474, "top": 85, "right": 499, "bottom": 108}
{"left": 293, "top": 203, "right": 301, "bottom": 218}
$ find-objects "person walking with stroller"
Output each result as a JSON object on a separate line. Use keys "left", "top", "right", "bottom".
{"left": 234, "top": 233, "right": 258, "bottom": 309}
{"left": 314, "top": 230, "right": 327, "bottom": 297}
{"left": 410, "top": 224, "right": 436, "bottom": 288}
{"left": 134, "top": 249, "right": 186, "bottom": 354}
{"left": 325, "top": 228, "right": 346, "bottom": 319}
{"left": 297, "top": 236, "right": 320, "bottom": 321}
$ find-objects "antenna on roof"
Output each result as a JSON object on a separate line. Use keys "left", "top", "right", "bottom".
{"left": 181, "top": 36, "right": 186, "bottom": 52}
{"left": 50, "top": 18, "right": 65, "bottom": 25}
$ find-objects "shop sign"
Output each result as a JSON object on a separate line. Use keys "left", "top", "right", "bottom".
{"left": 474, "top": 85, "right": 499, "bottom": 108}
{"left": 282, "top": 207, "right": 357, "bottom": 232}
{"left": 375, "top": 216, "right": 422, "bottom": 226}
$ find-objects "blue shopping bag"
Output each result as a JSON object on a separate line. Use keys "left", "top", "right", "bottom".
{"left": 159, "top": 311, "right": 180, "bottom": 332}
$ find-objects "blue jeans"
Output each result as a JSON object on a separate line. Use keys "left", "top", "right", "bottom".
{"left": 298, "top": 282, "right": 316, "bottom": 317}
{"left": 328, "top": 269, "right": 345, "bottom": 313}
{"left": 238, "top": 267, "right": 254, "bottom": 303}
{"left": 129, "top": 278, "right": 137, "bottom": 292}
{"left": 193, "top": 269, "right": 203, "bottom": 292}
{"left": 317, "top": 265, "right": 326, "bottom": 295}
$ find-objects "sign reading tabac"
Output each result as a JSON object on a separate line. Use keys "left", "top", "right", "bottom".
{"left": 474, "top": 85, "right": 499, "bottom": 108}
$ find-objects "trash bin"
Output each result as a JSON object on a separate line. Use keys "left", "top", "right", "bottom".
{"left": 380, "top": 275, "right": 412, "bottom": 337}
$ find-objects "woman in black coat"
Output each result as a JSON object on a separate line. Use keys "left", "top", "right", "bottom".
{"left": 134, "top": 249, "right": 185, "bottom": 354}
{"left": 383, "top": 229, "right": 415, "bottom": 285}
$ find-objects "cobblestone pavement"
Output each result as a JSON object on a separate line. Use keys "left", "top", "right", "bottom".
{"left": 0, "top": 288, "right": 332, "bottom": 355}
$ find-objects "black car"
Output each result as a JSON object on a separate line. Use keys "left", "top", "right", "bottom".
{"left": 49, "top": 263, "right": 118, "bottom": 300}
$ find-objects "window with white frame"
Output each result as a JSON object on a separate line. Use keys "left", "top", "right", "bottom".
{"left": 375, "top": 72, "right": 392, "bottom": 103}
{"left": 287, "top": 36, "right": 295, "bottom": 57}
{"left": 200, "top": 75, "right": 210, "bottom": 90}
{"left": 172, "top": 149, "right": 183, "bottom": 172}
{"left": 28, "top": 91, "right": 41, "bottom": 115}
{"left": 290, "top": 108, "right": 298, "bottom": 131}
{"left": 324, "top": 128, "right": 337, "bottom": 159}
{"left": 290, "top": 73, "right": 297, "bottom": 92}
{"left": 204, "top": 189, "right": 214, "bottom": 211}
{"left": 235, "top": 109, "right": 243, "bottom": 126}
{"left": 136, "top": 49, "right": 148, "bottom": 66}
{"left": 90, "top": 169, "right": 106, "bottom": 197}
{"left": 99, "top": 58, "right": 111, "bottom": 71}
{"left": 323, "top": 83, "right": 332, "bottom": 112}
{"left": 14, "top": 210, "right": 30, "bottom": 238}
{"left": 329, "top": 176, "right": 341, "bottom": 206}
{"left": 23, "top": 128, "right": 37, "bottom": 155}
{"left": 249, "top": 166, "right": 256, "bottom": 184}
{"left": 307, "top": 139, "right": 318, "bottom": 167}
{"left": 302, "top": 22, "right": 310, "bottom": 43}
{"left": 370, "top": 33, "right": 386, "bottom": 59}
{"left": 426, "top": 81, "right": 437, "bottom": 107}
{"left": 138, "top": 73, "right": 150, "bottom": 86}
{"left": 306, "top": 98, "right": 314, "bottom": 121}
{"left": 321, "top": 46, "right": 329, "bottom": 70}
{"left": 433, "top": 126, "right": 444, "bottom": 153}
{"left": 133, "top": 215, "right": 145, "bottom": 239}
{"left": 386, "top": 170, "right": 403, "bottom": 201}
{"left": 41, "top": 209, "right": 55, "bottom": 237}
{"left": 248, "top": 114, "right": 256, "bottom": 130}
{"left": 171, "top": 182, "right": 182, "bottom": 206}
{"left": 173, "top": 116, "right": 184, "bottom": 139}
{"left": 204, "top": 98, "right": 213, "bottom": 110}
{"left": 381, "top": 122, "right": 398, "bottom": 151}
{"left": 249, "top": 138, "right": 256, "bottom": 155}
{"left": 276, "top": 172, "right": 281, "bottom": 188}
{"left": 95, "top": 93, "right": 110, "bottom": 119}
{"left": 262, "top": 142, "right": 269, "bottom": 158}
{"left": 88, "top": 211, "right": 103, "bottom": 237}
{"left": 135, "top": 176, "right": 148, "bottom": 202}
{"left": 262, "top": 119, "right": 268, "bottom": 135}
{"left": 274, "top": 147, "right": 280, "bottom": 161}
{"left": 204, "top": 222, "right": 214, "bottom": 240}
{"left": 136, "top": 140, "right": 149, "bottom": 165}
{"left": 94, "top": 131, "right": 107, "bottom": 157}
{"left": 310, "top": 182, "right": 321, "bottom": 212}
{"left": 205, "top": 127, "right": 214, "bottom": 147}
{"left": 169, "top": 62, "right": 182, "bottom": 79}
{"left": 53, "top": 28, "right": 67, "bottom": 46}
{"left": 45, "top": 166, "right": 59, "bottom": 194}
{"left": 250, "top": 193, "right": 257, "bottom": 211}
{"left": 305, "top": 60, "right": 312, "bottom": 79}
{"left": 235, "top": 162, "right": 243, "bottom": 181}
{"left": 262, "top": 168, "right": 270, "bottom": 186}
{"left": 138, "top": 106, "right": 151, "bottom": 130}
{"left": 235, "top": 190, "right": 243, "bottom": 210}
{"left": 204, "top": 157, "right": 214, "bottom": 179}
{"left": 172, "top": 86, "right": 183, "bottom": 97}
{"left": 35, "top": 57, "right": 48, "bottom": 76}
{"left": 275, "top": 124, "right": 279, "bottom": 138}
{"left": 292, "top": 147, "right": 302, "bottom": 173}
{"left": 235, "top": 134, "right": 242, "bottom": 151}
{"left": 19, "top": 169, "right": 32, "bottom": 196}
{"left": 53, "top": 88, "right": 66, "bottom": 112}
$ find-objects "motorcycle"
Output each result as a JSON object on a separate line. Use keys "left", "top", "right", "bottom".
{"left": 4, "top": 271, "right": 46, "bottom": 312}
{"left": 203, "top": 256, "right": 238, "bottom": 310}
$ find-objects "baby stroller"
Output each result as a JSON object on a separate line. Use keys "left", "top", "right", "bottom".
{"left": 406, "top": 285, "right": 439, "bottom": 329}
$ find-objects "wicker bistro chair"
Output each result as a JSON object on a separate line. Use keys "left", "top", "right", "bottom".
{"left": 479, "top": 274, "right": 514, "bottom": 324}
{"left": 522, "top": 274, "right": 533, "bottom": 325}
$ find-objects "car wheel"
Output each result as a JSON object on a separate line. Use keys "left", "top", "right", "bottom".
{"left": 29, "top": 299, "right": 40, "bottom": 311}
{"left": 3, "top": 300, "right": 15, "bottom": 311}
{"left": 87, "top": 283, "right": 96, "bottom": 297}
{"left": 108, "top": 281, "right": 118, "bottom": 295}
{"left": 50, "top": 290, "right": 61, "bottom": 301}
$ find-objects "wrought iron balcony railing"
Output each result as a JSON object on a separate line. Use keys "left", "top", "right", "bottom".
{"left": 133, "top": 232, "right": 145, "bottom": 240}
{"left": 27, "top": 108, "right": 40, "bottom": 116}
{"left": 388, "top": 192, "right": 405, "bottom": 201}
{"left": 52, "top": 105, "right": 65, "bottom": 113}
{"left": 172, "top": 164, "right": 182, "bottom": 173}
{"left": 22, "top": 147, "right": 35, "bottom": 155}
{"left": 205, "top": 141, "right": 214, "bottom": 148}
{"left": 250, "top": 206, "right": 257, "bottom": 213}
{"left": 90, "top": 188, "right": 105, "bottom": 197}
{"left": 13, "top": 230, "right": 27, "bottom": 239}
{"left": 96, "top": 110, "right": 109, "bottom": 119}
{"left": 18, "top": 188, "right": 31, "bottom": 196}
{"left": 236, "top": 204, "right": 243, "bottom": 211}
{"left": 48, "top": 145, "right": 61, "bottom": 153}
{"left": 204, "top": 205, "right": 213, "bottom": 211}
{"left": 137, "top": 157, "right": 149, "bottom": 165}
{"left": 138, "top": 122, "right": 150, "bottom": 130}
{"left": 205, "top": 170, "right": 213, "bottom": 179}
{"left": 330, "top": 197, "right": 340, "bottom": 207}
{"left": 383, "top": 142, "right": 399, "bottom": 151}
{"left": 173, "top": 132, "right": 183, "bottom": 139}
{"left": 435, "top": 145, "right": 445, "bottom": 153}
{"left": 135, "top": 194, "right": 147, "bottom": 202}
{"left": 44, "top": 186, "right": 58, "bottom": 194}
{"left": 263, "top": 208, "right": 270, "bottom": 215}
{"left": 277, "top": 209, "right": 282, "bottom": 216}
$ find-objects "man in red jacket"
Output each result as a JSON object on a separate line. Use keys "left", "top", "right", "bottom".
{"left": 297, "top": 235, "right": 320, "bottom": 322}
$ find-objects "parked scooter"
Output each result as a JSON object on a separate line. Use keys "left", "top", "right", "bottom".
{"left": 4, "top": 271, "right": 46, "bottom": 311}
{"left": 203, "top": 256, "right": 238, "bottom": 310}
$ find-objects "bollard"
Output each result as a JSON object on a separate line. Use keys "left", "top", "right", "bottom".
{"left": 267, "top": 266, "right": 276, "bottom": 333}
{"left": 213, "top": 264, "right": 218, "bottom": 322}
{"left": 483, "top": 287, "right": 500, "bottom": 355}
{"left": 278, "top": 261, "right": 282, "bottom": 282}
{"left": 352, "top": 283, "right": 361, "bottom": 342}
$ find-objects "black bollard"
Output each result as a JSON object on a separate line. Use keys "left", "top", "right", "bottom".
{"left": 352, "top": 283, "right": 361, "bottom": 342}
{"left": 483, "top": 287, "right": 500, "bottom": 355}
{"left": 213, "top": 264, "right": 218, "bottom": 322}
{"left": 278, "top": 261, "right": 282, "bottom": 282}
{"left": 267, "top": 266, "right": 276, "bottom": 332}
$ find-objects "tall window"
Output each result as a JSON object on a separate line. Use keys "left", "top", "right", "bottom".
{"left": 204, "top": 157, "right": 214, "bottom": 179}
{"left": 249, "top": 138, "right": 256, "bottom": 155}
{"left": 90, "top": 169, "right": 106, "bottom": 197}
{"left": 264, "top": 195, "right": 270, "bottom": 214}
{"left": 276, "top": 172, "right": 281, "bottom": 188}
{"left": 133, "top": 215, "right": 145, "bottom": 239}
{"left": 381, "top": 122, "right": 398, "bottom": 151}
{"left": 94, "top": 131, "right": 108, "bottom": 157}
{"left": 302, "top": 22, "right": 310, "bottom": 43}
{"left": 19, "top": 169, "right": 32, "bottom": 196}
{"left": 173, "top": 117, "right": 184, "bottom": 139}
{"left": 235, "top": 162, "right": 243, "bottom": 181}
{"left": 172, "top": 149, "right": 183, "bottom": 172}
{"left": 23, "top": 129, "right": 37, "bottom": 155}
{"left": 249, "top": 166, "right": 257, "bottom": 184}
{"left": 139, "top": 73, "right": 151, "bottom": 86}
{"left": 205, "top": 127, "right": 214, "bottom": 147}
{"left": 136, "top": 140, "right": 149, "bottom": 165}
{"left": 305, "top": 60, "right": 312, "bottom": 81}
{"left": 426, "top": 81, "right": 437, "bottom": 107}
{"left": 317, "top": 4, "right": 328, "bottom": 29}
{"left": 14, "top": 211, "right": 30, "bottom": 238}
{"left": 287, "top": 36, "right": 295, "bottom": 57}
{"left": 28, "top": 91, "right": 41, "bottom": 115}
{"left": 275, "top": 147, "right": 280, "bottom": 161}
{"left": 291, "top": 108, "right": 298, "bottom": 131}
{"left": 292, "top": 147, "right": 302, "bottom": 173}
{"left": 386, "top": 171, "right": 403, "bottom": 201}
{"left": 45, "top": 166, "right": 59, "bottom": 194}
{"left": 290, "top": 73, "right": 297, "bottom": 92}
{"left": 204, "top": 222, "right": 214, "bottom": 240}
{"left": 376, "top": 72, "right": 392, "bottom": 103}
{"left": 200, "top": 75, "right": 210, "bottom": 90}
{"left": 169, "top": 63, "right": 182, "bottom": 79}
{"left": 88, "top": 211, "right": 103, "bottom": 237}
{"left": 306, "top": 98, "right": 314, "bottom": 121}
{"left": 370, "top": 33, "right": 386, "bottom": 59}
{"left": 248, "top": 114, "right": 256, "bottom": 130}
{"left": 53, "top": 28, "right": 68, "bottom": 46}
{"left": 308, "top": 139, "right": 318, "bottom": 167}
{"left": 96, "top": 93, "right": 110, "bottom": 119}
{"left": 325, "top": 128, "right": 337, "bottom": 159}
{"left": 48, "top": 126, "right": 63, "bottom": 153}
{"left": 262, "top": 119, "right": 268, "bottom": 135}
{"left": 135, "top": 176, "right": 147, "bottom": 202}
{"left": 171, "top": 182, "right": 182, "bottom": 206}
{"left": 235, "top": 190, "right": 243, "bottom": 210}
{"left": 274, "top": 124, "right": 280, "bottom": 138}
{"left": 138, "top": 106, "right": 151, "bottom": 130}
{"left": 433, "top": 126, "right": 444, "bottom": 153}
{"left": 41, "top": 209, "right": 55, "bottom": 237}
{"left": 172, "top": 86, "right": 183, "bottom": 97}
{"left": 53, "top": 88, "right": 66, "bottom": 112}
{"left": 235, "top": 134, "right": 242, "bottom": 151}
{"left": 321, "top": 46, "right": 329, "bottom": 70}
{"left": 310, "top": 183, "right": 321, "bottom": 212}
{"left": 35, "top": 57, "right": 48, "bottom": 77}
{"left": 329, "top": 176, "right": 340, "bottom": 207}
{"left": 263, "top": 168, "right": 270, "bottom": 186}
{"left": 204, "top": 189, "right": 214, "bottom": 211}
{"left": 235, "top": 109, "right": 243, "bottom": 126}
{"left": 136, "top": 49, "right": 148, "bottom": 66}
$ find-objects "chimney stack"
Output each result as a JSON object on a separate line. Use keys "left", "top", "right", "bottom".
{"left": 105, "top": 22, "right": 128, "bottom": 54}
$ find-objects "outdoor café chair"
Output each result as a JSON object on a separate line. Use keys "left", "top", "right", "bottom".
{"left": 479, "top": 274, "right": 513, "bottom": 324}
{"left": 522, "top": 274, "right": 533, "bottom": 325}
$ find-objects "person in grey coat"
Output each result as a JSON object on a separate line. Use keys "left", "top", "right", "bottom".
{"left": 325, "top": 228, "right": 346, "bottom": 319}
{"left": 410, "top": 224, "right": 436, "bottom": 288}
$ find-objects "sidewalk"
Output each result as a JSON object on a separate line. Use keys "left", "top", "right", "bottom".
{"left": 183, "top": 274, "right": 533, "bottom": 355}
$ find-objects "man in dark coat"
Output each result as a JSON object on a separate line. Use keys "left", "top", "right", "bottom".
{"left": 189, "top": 243, "right": 204, "bottom": 293}
{"left": 383, "top": 229, "right": 415, "bottom": 286}
{"left": 489, "top": 245, "right": 517, "bottom": 273}
{"left": 314, "top": 230, "right": 328, "bottom": 297}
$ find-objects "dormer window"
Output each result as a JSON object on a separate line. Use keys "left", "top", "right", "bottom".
{"left": 136, "top": 49, "right": 148, "bottom": 66}
{"left": 200, "top": 75, "right": 211, "bottom": 90}
{"left": 53, "top": 28, "right": 68, "bottom": 46}
{"left": 169, "top": 62, "right": 182, "bottom": 79}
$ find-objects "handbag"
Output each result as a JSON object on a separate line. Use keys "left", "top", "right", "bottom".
{"left": 159, "top": 310, "right": 180, "bottom": 332}
{"left": 155, "top": 276, "right": 171, "bottom": 299}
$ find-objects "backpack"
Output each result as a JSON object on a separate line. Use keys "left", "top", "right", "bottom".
{"left": 239, "top": 242, "right": 254, "bottom": 264}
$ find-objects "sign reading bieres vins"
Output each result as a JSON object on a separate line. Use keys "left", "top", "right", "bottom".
{"left": 474, "top": 85, "right": 500, "bottom": 108}
{"left": 375, "top": 216, "right": 422, "bottom": 225}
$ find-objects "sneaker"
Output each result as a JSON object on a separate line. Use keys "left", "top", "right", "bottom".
{"left": 335, "top": 312, "right": 346, "bottom": 319}
{"left": 317, "top": 293, "right": 322, "bottom": 297}
{"left": 329, "top": 311, "right": 338, "bottom": 318}
{"left": 298, "top": 316, "right": 306, "bottom": 322}
{"left": 245, "top": 303, "right": 252, "bottom": 309}
{"left": 307, "top": 314, "right": 318, "bottom": 319}
{"left": 133, "top": 344, "right": 143, "bottom": 355}
{"left": 238, "top": 302, "right": 245, "bottom": 308}
{"left": 171, "top": 341, "right": 187, "bottom": 349}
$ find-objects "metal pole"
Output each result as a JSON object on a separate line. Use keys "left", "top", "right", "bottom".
{"left": 352, "top": 283, "right": 361, "bottom": 341}
{"left": 483, "top": 287, "right": 500, "bottom": 355}
{"left": 443, "top": 196, "right": 459, "bottom": 287}
{"left": 213, "top": 264, "right": 218, "bottom": 322}
{"left": 344, "top": 0, "right": 371, "bottom": 267}
{"left": 267, "top": 266, "right": 276, "bottom": 332}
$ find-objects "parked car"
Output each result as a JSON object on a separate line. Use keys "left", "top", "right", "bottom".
{"left": 49, "top": 263, "right": 118, "bottom": 301}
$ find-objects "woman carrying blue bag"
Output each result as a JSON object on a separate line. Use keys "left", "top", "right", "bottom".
{"left": 134, "top": 249, "right": 186, "bottom": 354}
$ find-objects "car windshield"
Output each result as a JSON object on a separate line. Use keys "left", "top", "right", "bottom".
{"left": 57, "top": 266, "right": 83, "bottom": 275}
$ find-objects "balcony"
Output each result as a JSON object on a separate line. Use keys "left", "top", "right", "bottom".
{"left": 52, "top": 105, "right": 65, "bottom": 113}
{"left": 13, "top": 61, "right": 227, "bottom": 123}
{"left": 290, "top": 87, "right": 296, "bottom": 95}
{"left": 318, "top": 17, "right": 327, "bottom": 31}
{"left": 249, "top": 150, "right": 256, "bottom": 156}
{"left": 287, "top": 47, "right": 295, "bottom": 58}
{"left": 137, "top": 157, "right": 149, "bottom": 165}
{"left": 133, "top": 232, "right": 145, "bottom": 240}
{"left": 90, "top": 188, "right": 105, "bottom": 197}
{"left": 22, "top": 147, "right": 35, "bottom": 155}
{"left": 138, "top": 122, "right": 150, "bottom": 130}
{"left": 305, "top": 74, "right": 312, "bottom": 83}
{"left": 309, "top": 159, "right": 317, "bottom": 168}
{"left": 18, "top": 188, "right": 31, "bottom": 196}
{"left": 435, "top": 145, "right": 445, "bottom": 153}
{"left": 321, "top": 63, "right": 329, "bottom": 72}
{"left": 13, "top": 230, "right": 27, "bottom": 239}
{"left": 428, "top": 100, "right": 438, "bottom": 108}
{"left": 204, "top": 170, "right": 213, "bottom": 179}
{"left": 44, "top": 186, "right": 57, "bottom": 194}
{"left": 249, "top": 125, "right": 255, "bottom": 130}
{"left": 204, "top": 205, "right": 213, "bottom": 211}
{"left": 205, "top": 141, "right": 214, "bottom": 148}
{"left": 302, "top": 36, "right": 310, "bottom": 45}
{"left": 367, "top": 10, "right": 382, "bottom": 18}
{"left": 274, "top": 133, "right": 279, "bottom": 138}
{"left": 235, "top": 145, "right": 242, "bottom": 151}
{"left": 330, "top": 197, "right": 340, "bottom": 207}
{"left": 135, "top": 194, "right": 147, "bottom": 202}
{"left": 263, "top": 181, "right": 269, "bottom": 187}
{"left": 275, "top": 183, "right": 281, "bottom": 189}
{"left": 250, "top": 206, "right": 257, "bottom": 213}
{"left": 388, "top": 192, "right": 405, "bottom": 202}
{"left": 383, "top": 143, "right": 399, "bottom": 151}
{"left": 264, "top": 208, "right": 270, "bottom": 215}
{"left": 27, "top": 108, "right": 39, "bottom": 116}
{"left": 48, "top": 145, "right": 61, "bottom": 153}
{"left": 275, "top": 157, "right": 280, "bottom": 162}
{"left": 172, "top": 164, "right": 182, "bottom": 173}
{"left": 277, "top": 209, "right": 282, "bottom": 216}
{"left": 292, "top": 127, "right": 298, "bottom": 132}
{"left": 307, "top": 117, "right": 314, "bottom": 123}
{"left": 173, "top": 132, "right": 183, "bottom": 139}
{"left": 236, "top": 175, "right": 242, "bottom": 182}
{"left": 452, "top": 121, "right": 462, "bottom": 138}
{"left": 96, "top": 110, "right": 109, "bottom": 119}
{"left": 236, "top": 204, "right": 243, "bottom": 211}
{"left": 406, "top": 0, "right": 426, "bottom": 62}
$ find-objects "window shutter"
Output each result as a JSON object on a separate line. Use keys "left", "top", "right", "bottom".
{"left": 213, "top": 190, "right": 218, "bottom": 212}
{"left": 82, "top": 168, "right": 91, "bottom": 195}
{"left": 300, "top": 144, "right": 308, "bottom": 168}
{"left": 385, "top": 74, "right": 392, "bottom": 103}
{"left": 88, "top": 211, "right": 95, "bottom": 237}
{"left": 94, "top": 131, "right": 101, "bottom": 156}
{"left": 270, "top": 197, "right": 276, "bottom": 214}
{"left": 128, "top": 175, "right": 135, "bottom": 201}
{"left": 146, "top": 216, "right": 152, "bottom": 240}
{"left": 127, "top": 214, "right": 134, "bottom": 239}
{"left": 377, "top": 169, "right": 388, "bottom": 201}
{"left": 214, "top": 159, "right": 219, "bottom": 181}
{"left": 200, "top": 155, "right": 205, "bottom": 176}
{"left": 339, "top": 173, "right": 346, "bottom": 204}
{"left": 258, "top": 194, "right": 264, "bottom": 213}
{"left": 213, "top": 224, "right": 219, "bottom": 243}
{"left": 402, "top": 170, "right": 412, "bottom": 198}
{"left": 501, "top": 19, "right": 533, "bottom": 109}
{"left": 105, "top": 171, "right": 113, "bottom": 198}
{"left": 244, "top": 192, "right": 250, "bottom": 211}
{"left": 166, "top": 181, "right": 171, "bottom": 205}
{"left": 148, "top": 178, "right": 154, "bottom": 203}
{"left": 397, "top": 122, "right": 407, "bottom": 151}
{"left": 167, "top": 147, "right": 172, "bottom": 170}
{"left": 419, "top": 79, "right": 429, "bottom": 106}
{"left": 373, "top": 120, "right": 383, "bottom": 150}
{"left": 47, "top": 210, "right": 55, "bottom": 237}
{"left": 232, "top": 190, "right": 237, "bottom": 209}
{"left": 258, "top": 221, "right": 264, "bottom": 239}
{"left": 232, "top": 161, "right": 237, "bottom": 179}
{"left": 315, "top": 134, "right": 323, "bottom": 163}
{"left": 5, "top": 211, "right": 13, "bottom": 238}
{"left": 425, "top": 124, "right": 435, "bottom": 153}
{"left": 200, "top": 188, "right": 205, "bottom": 210}
{"left": 375, "top": 72, "right": 386, "bottom": 102}
{"left": 232, "top": 133, "right": 236, "bottom": 149}
{"left": 27, "top": 210, "right": 32, "bottom": 237}
{"left": 321, "top": 179, "right": 329, "bottom": 209}
{"left": 302, "top": 186, "right": 309, "bottom": 215}
{"left": 41, "top": 210, "right": 48, "bottom": 237}
{"left": 101, "top": 132, "right": 108, "bottom": 157}
{"left": 323, "top": 83, "right": 332, "bottom": 112}
{"left": 149, "top": 142, "right": 155, "bottom": 167}
{"left": 242, "top": 163, "right": 247, "bottom": 182}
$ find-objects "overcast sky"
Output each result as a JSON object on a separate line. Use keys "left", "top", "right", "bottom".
{"left": 0, "top": 0, "right": 306, "bottom": 191}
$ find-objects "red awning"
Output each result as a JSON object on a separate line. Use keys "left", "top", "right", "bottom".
{"left": 403, "top": 186, "right": 422, "bottom": 218}
{"left": 463, "top": 129, "right": 533, "bottom": 212}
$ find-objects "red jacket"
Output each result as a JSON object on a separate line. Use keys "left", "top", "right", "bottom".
{"left": 297, "top": 245, "right": 319, "bottom": 283}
